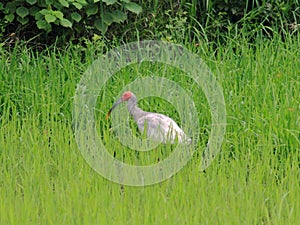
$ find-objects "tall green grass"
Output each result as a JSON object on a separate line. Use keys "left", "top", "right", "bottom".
{"left": 0, "top": 34, "right": 299, "bottom": 224}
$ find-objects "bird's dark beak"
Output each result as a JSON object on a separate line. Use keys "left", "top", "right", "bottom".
{"left": 106, "top": 98, "right": 123, "bottom": 119}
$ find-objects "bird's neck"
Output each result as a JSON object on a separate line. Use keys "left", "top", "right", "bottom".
{"left": 127, "top": 99, "right": 145, "bottom": 121}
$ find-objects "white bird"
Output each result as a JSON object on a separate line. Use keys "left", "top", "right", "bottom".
{"left": 106, "top": 91, "right": 191, "bottom": 144}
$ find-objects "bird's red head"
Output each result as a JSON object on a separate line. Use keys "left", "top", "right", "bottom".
{"left": 121, "top": 91, "right": 132, "bottom": 101}
{"left": 106, "top": 91, "right": 133, "bottom": 120}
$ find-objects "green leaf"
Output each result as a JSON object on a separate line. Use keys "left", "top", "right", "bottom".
{"left": 94, "top": 19, "right": 107, "bottom": 33}
{"left": 35, "top": 12, "right": 43, "bottom": 20}
{"left": 39, "top": 9, "right": 50, "bottom": 15}
{"left": 4, "top": 14, "right": 15, "bottom": 23}
{"left": 0, "top": 3, "right": 3, "bottom": 10}
{"left": 60, "top": 18, "right": 72, "bottom": 27}
{"left": 16, "top": 6, "right": 29, "bottom": 18}
{"left": 94, "top": 0, "right": 101, "bottom": 3}
{"left": 124, "top": 2, "right": 142, "bottom": 14}
{"left": 76, "top": 0, "right": 87, "bottom": 5}
{"left": 59, "top": 0, "right": 69, "bottom": 7}
{"left": 5, "top": 2, "right": 17, "bottom": 13}
{"left": 36, "top": 19, "right": 51, "bottom": 31}
{"left": 26, "top": 0, "right": 37, "bottom": 5}
{"left": 45, "top": 14, "right": 56, "bottom": 23}
{"left": 17, "top": 16, "right": 29, "bottom": 25}
{"left": 29, "top": 6, "right": 39, "bottom": 16}
{"left": 103, "top": 0, "right": 117, "bottom": 5}
{"left": 54, "top": 2, "right": 64, "bottom": 10}
{"left": 111, "top": 10, "right": 127, "bottom": 23}
{"left": 45, "top": 0, "right": 53, "bottom": 4}
{"left": 52, "top": 11, "right": 64, "bottom": 20}
{"left": 36, "top": 20, "right": 47, "bottom": 29}
{"left": 101, "top": 12, "right": 114, "bottom": 25}
{"left": 71, "top": 12, "right": 81, "bottom": 22}
{"left": 72, "top": 2, "right": 83, "bottom": 9}
{"left": 86, "top": 5, "right": 98, "bottom": 17}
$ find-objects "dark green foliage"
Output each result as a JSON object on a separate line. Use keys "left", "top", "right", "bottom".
{"left": 0, "top": 0, "right": 142, "bottom": 45}
{"left": 120, "top": 0, "right": 299, "bottom": 43}
{"left": 0, "top": 0, "right": 299, "bottom": 45}
{"left": 193, "top": 0, "right": 300, "bottom": 39}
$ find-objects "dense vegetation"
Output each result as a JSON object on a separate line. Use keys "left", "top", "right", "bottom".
{"left": 1, "top": 0, "right": 299, "bottom": 46}
{"left": 0, "top": 1, "right": 299, "bottom": 224}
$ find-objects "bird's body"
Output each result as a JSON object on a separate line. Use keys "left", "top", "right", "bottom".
{"left": 106, "top": 91, "right": 190, "bottom": 144}
{"left": 135, "top": 112, "right": 189, "bottom": 144}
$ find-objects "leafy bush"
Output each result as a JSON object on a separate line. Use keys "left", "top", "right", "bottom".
{"left": 0, "top": 0, "right": 299, "bottom": 45}
{"left": 187, "top": 0, "right": 300, "bottom": 39}
{"left": 0, "top": 0, "right": 142, "bottom": 44}
{"left": 97, "top": 0, "right": 300, "bottom": 45}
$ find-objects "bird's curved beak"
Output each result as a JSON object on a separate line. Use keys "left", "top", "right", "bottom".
{"left": 106, "top": 98, "right": 123, "bottom": 119}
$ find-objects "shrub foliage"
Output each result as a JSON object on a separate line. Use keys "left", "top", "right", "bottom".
{"left": 0, "top": 0, "right": 299, "bottom": 45}
{"left": 0, "top": 0, "right": 142, "bottom": 44}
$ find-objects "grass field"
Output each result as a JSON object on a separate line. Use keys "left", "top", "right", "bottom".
{"left": 0, "top": 34, "right": 299, "bottom": 224}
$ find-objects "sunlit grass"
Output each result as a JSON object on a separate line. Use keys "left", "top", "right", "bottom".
{"left": 0, "top": 34, "right": 299, "bottom": 224}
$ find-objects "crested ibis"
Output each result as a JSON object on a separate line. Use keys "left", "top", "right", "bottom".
{"left": 106, "top": 91, "right": 191, "bottom": 144}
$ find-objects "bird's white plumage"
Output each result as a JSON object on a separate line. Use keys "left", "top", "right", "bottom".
{"left": 107, "top": 91, "right": 191, "bottom": 145}
{"left": 136, "top": 113, "right": 190, "bottom": 144}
